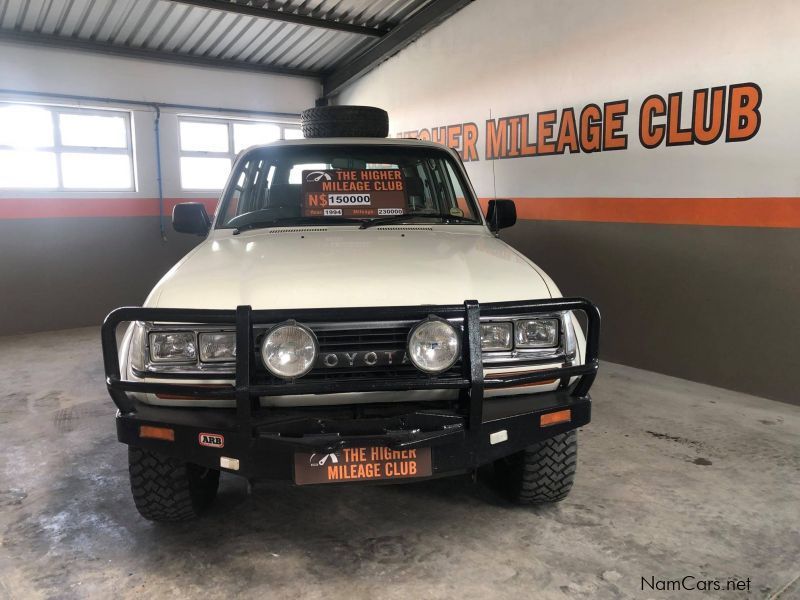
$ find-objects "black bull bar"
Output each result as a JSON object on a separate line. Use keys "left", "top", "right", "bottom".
{"left": 101, "top": 298, "right": 600, "bottom": 477}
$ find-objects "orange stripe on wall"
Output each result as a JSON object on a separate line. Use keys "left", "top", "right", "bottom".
{"left": 0, "top": 197, "right": 219, "bottom": 220}
{"left": 1, "top": 196, "right": 799, "bottom": 228}
{"left": 478, "top": 197, "right": 800, "bottom": 228}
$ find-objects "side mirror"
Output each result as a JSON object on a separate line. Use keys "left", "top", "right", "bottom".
{"left": 173, "top": 203, "right": 211, "bottom": 236}
{"left": 486, "top": 199, "right": 517, "bottom": 232}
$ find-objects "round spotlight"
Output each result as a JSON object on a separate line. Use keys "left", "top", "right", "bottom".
{"left": 407, "top": 317, "right": 460, "bottom": 374}
{"left": 261, "top": 321, "right": 318, "bottom": 379}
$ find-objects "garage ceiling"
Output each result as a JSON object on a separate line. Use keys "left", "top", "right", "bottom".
{"left": 0, "top": 0, "right": 472, "bottom": 97}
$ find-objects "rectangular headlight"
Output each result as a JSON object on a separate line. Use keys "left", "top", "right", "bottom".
{"left": 149, "top": 331, "right": 196, "bottom": 363}
{"left": 515, "top": 318, "right": 559, "bottom": 348}
{"left": 480, "top": 322, "right": 512, "bottom": 351}
{"left": 199, "top": 332, "right": 236, "bottom": 363}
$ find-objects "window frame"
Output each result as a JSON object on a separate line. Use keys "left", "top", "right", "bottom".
{"left": 0, "top": 102, "right": 136, "bottom": 192}
{"left": 178, "top": 115, "right": 302, "bottom": 191}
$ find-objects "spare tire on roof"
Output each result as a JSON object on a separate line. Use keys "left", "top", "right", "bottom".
{"left": 301, "top": 105, "right": 389, "bottom": 138}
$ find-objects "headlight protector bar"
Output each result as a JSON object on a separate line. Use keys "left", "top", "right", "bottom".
{"left": 102, "top": 298, "right": 600, "bottom": 434}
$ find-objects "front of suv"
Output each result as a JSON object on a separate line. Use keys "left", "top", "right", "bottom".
{"left": 103, "top": 116, "right": 599, "bottom": 522}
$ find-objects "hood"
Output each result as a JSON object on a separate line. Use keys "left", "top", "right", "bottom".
{"left": 147, "top": 226, "right": 554, "bottom": 309}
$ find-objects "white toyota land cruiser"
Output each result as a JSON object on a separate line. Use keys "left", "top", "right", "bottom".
{"left": 101, "top": 106, "right": 600, "bottom": 522}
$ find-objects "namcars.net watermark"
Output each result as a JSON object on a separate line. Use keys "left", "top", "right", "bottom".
{"left": 642, "top": 576, "right": 751, "bottom": 593}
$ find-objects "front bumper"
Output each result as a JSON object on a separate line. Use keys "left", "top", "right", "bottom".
{"left": 102, "top": 298, "right": 600, "bottom": 481}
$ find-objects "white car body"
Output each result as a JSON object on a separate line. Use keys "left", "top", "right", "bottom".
{"left": 120, "top": 138, "right": 585, "bottom": 407}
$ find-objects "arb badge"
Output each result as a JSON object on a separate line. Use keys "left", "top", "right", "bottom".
{"left": 198, "top": 433, "right": 224, "bottom": 448}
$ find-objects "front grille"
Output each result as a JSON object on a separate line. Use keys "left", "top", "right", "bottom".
{"left": 315, "top": 326, "right": 410, "bottom": 352}
{"left": 253, "top": 323, "right": 462, "bottom": 385}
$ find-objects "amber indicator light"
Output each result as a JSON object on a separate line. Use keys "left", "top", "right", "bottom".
{"left": 139, "top": 425, "right": 175, "bottom": 441}
{"left": 540, "top": 409, "right": 571, "bottom": 427}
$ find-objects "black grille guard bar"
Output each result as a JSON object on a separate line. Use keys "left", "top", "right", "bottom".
{"left": 101, "top": 298, "right": 600, "bottom": 432}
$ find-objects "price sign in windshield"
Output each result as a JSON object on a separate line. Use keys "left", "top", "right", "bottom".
{"left": 301, "top": 169, "right": 408, "bottom": 218}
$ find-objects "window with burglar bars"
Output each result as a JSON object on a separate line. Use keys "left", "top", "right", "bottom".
{"left": 0, "top": 103, "right": 135, "bottom": 191}
{"left": 179, "top": 116, "right": 303, "bottom": 190}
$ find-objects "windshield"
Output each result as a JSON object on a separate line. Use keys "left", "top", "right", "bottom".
{"left": 216, "top": 144, "right": 482, "bottom": 230}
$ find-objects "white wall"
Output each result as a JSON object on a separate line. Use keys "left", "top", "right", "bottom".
{"left": 0, "top": 40, "right": 320, "bottom": 202}
{"left": 337, "top": 0, "right": 800, "bottom": 200}
{"left": 0, "top": 40, "right": 317, "bottom": 111}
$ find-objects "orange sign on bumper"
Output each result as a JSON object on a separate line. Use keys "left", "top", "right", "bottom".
{"left": 294, "top": 446, "right": 432, "bottom": 485}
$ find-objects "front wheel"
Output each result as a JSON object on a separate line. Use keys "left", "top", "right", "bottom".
{"left": 494, "top": 430, "right": 577, "bottom": 504}
{"left": 128, "top": 447, "right": 220, "bottom": 522}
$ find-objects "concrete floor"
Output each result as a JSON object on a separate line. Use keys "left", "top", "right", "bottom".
{"left": 0, "top": 327, "right": 798, "bottom": 600}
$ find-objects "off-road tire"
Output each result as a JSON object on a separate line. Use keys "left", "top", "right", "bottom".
{"left": 128, "top": 446, "right": 220, "bottom": 522}
{"left": 301, "top": 105, "right": 389, "bottom": 138}
{"left": 495, "top": 430, "right": 577, "bottom": 504}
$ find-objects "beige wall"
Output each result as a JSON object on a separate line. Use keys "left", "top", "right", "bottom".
{"left": 337, "top": 0, "right": 799, "bottom": 200}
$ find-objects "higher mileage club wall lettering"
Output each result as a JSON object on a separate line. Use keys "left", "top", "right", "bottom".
{"left": 396, "top": 82, "right": 762, "bottom": 161}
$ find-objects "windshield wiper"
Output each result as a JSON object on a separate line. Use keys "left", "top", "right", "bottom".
{"left": 359, "top": 214, "right": 477, "bottom": 229}
{"left": 233, "top": 216, "right": 367, "bottom": 234}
